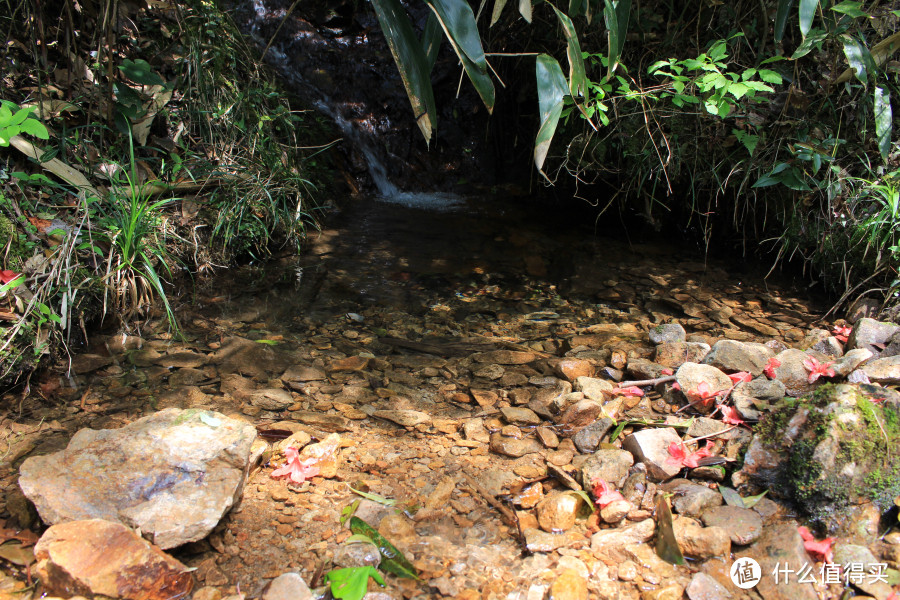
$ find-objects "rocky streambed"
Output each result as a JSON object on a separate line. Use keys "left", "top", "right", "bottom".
{"left": 1, "top": 197, "right": 900, "bottom": 600}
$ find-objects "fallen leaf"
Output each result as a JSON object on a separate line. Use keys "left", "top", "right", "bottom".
{"left": 797, "top": 526, "right": 835, "bottom": 563}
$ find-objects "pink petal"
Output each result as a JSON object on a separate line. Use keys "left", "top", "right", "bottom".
{"left": 728, "top": 372, "right": 752, "bottom": 384}
{"left": 612, "top": 386, "right": 644, "bottom": 397}
{"left": 661, "top": 368, "right": 674, "bottom": 376}
{"left": 721, "top": 405, "right": 745, "bottom": 425}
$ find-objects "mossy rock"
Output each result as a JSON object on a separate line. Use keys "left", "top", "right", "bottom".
{"left": 0, "top": 213, "right": 27, "bottom": 270}
{"left": 740, "top": 383, "right": 900, "bottom": 533}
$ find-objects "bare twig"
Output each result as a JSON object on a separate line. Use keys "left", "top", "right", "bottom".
{"left": 462, "top": 471, "right": 516, "bottom": 526}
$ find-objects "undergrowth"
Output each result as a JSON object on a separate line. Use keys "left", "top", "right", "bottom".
{"left": 0, "top": 0, "right": 331, "bottom": 387}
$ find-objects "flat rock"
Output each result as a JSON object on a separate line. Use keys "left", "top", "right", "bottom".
{"left": 832, "top": 543, "right": 894, "bottom": 600}
{"left": 626, "top": 358, "right": 670, "bottom": 380}
{"left": 703, "top": 340, "right": 773, "bottom": 376}
{"left": 489, "top": 432, "right": 543, "bottom": 458}
{"left": 554, "top": 359, "right": 594, "bottom": 382}
{"left": 19, "top": 408, "right": 256, "bottom": 549}
{"left": 33, "top": 519, "right": 193, "bottom": 600}
{"left": 861, "top": 354, "right": 900, "bottom": 384}
{"left": 590, "top": 518, "right": 655, "bottom": 559}
{"left": 327, "top": 356, "right": 370, "bottom": 372}
{"left": 549, "top": 569, "right": 588, "bottom": 600}
{"left": 663, "top": 479, "right": 723, "bottom": 518}
{"left": 686, "top": 572, "right": 732, "bottom": 600}
{"left": 831, "top": 348, "right": 874, "bottom": 377}
{"left": 472, "top": 350, "right": 537, "bottom": 364}
{"left": 372, "top": 409, "right": 431, "bottom": 428}
{"left": 212, "top": 336, "right": 279, "bottom": 379}
{"left": 290, "top": 412, "right": 351, "bottom": 432}
{"left": 155, "top": 351, "right": 207, "bottom": 369}
{"left": 281, "top": 365, "right": 327, "bottom": 386}
{"left": 262, "top": 573, "right": 312, "bottom": 600}
{"left": 649, "top": 323, "right": 686, "bottom": 344}
{"left": 250, "top": 388, "right": 294, "bottom": 410}
{"left": 741, "top": 522, "right": 818, "bottom": 600}
{"left": 500, "top": 406, "right": 542, "bottom": 426}
{"left": 732, "top": 377, "right": 785, "bottom": 420}
{"left": 523, "top": 528, "right": 581, "bottom": 553}
{"left": 573, "top": 377, "right": 614, "bottom": 401}
{"left": 772, "top": 349, "right": 820, "bottom": 396}
{"left": 70, "top": 353, "right": 114, "bottom": 374}
{"left": 848, "top": 318, "right": 899, "bottom": 354}
{"left": 701, "top": 505, "right": 763, "bottom": 545}
{"left": 655, "top": 342, "right": 711, "bottom": 369}
{"left": 622, "top": 427, "right": 684, "bottom": 481}
{"left": 557, "top": 399, "right": 603, "bottom": 428}
{"left": 580, "top": 448, "right": 634, "bottom": 487}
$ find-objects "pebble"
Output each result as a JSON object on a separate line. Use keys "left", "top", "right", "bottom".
{"left": 549, "top": 569, "right": 588, "bottom": 600}
{"left": 537, "top": 491, "right": 583, "bottom": 532}
{"left": 700, "top": 505, "right": 763, "bottom": 545}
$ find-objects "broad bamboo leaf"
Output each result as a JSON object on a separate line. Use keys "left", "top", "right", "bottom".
{"left": 742, "top": 490, "right": 769, "bottom": 509}
{"left": 830, "top": 0, "right": 867, "bottom": 18}
{"left": 836, "top": 32, "right": 900, "bottom": 83}
{"left": 349, "top": 516, "right": 419, "bottom": 579}
{"left": 489, "top": 0, "right": 508, "bottom": 26}
{"left": 426, "top": 0, "right": 496, "bottom": 112}
{"left": 656, "top": 495, "right": 685, "bottom": 565}
{"left": 568, "top": 0, "right": 585, "bottom": 18}
{"left": 875, "top": 86, "right": 892, "bottom": 162}
{"left": 519, "top": 0, "right": 532, "bottom": 23}
{"left": 840, "top": 34, "right": 873, "bottom": 84}
{"left": 534, "top": 54, "right": 568, "bottom": 174}
{"left": 718, "top": 486, "right": 746, "bottom": 508}
{"left": 603, "top": 0, "right": 631, "bottom": 79}
{"left": 551, "top": 6, "right": 587, "bottom": 97}
{"left": 774, "top": 0, "right": 794, "bottom": 44}
{"left": 350, "top": 486, "right": 397, "bottom": 506}
{"left": 422, "top": 13, "right": 442, "bottom": 72}
{"left": 370, "top": 0, "right": 438, "bottom": 144}
{"left": 799, "top": 0, "right": 818, "bottom": 37}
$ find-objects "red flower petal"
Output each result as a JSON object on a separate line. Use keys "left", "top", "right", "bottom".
{"left": 721, "top": 405, "right": 745, "bottom": 426}
{"left": 728, "top": 372, "right": 753, "bottom": 385}
{"left": 764, "top": 357, "right": 781, "bottom": 379}
{"left": 611, "top": 386, "right": 644, "bottom": 397}
{"left": 797, "top": 526, "right": 835, "bottom": 563}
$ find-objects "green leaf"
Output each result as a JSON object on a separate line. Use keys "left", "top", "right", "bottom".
{"left": 489, "top": 0, "right": 508, "bottom": 26}
{"left": 118, "top": 59, "right": 165, "bottom": 86}
{"left": 875, "top": 86, "right": 892, "bottom": 162}
{"left": 518, "top": 0, "right": 532, "bottom": 23}
{"left": 324, "top": 567, "right": 385, "bottom": 600}
{"left": 371, "top": 0, "right": 439, "bottom": 144}
{"left": 799, "top": 0, "right": 819, "bottom": 37}
{"left": 350, "top": 487, "right": 397, "bottom": 506}
{"left": 791, "top": 29, "right": 827, "bottom": 59}
{"left": 656, "top": 495, "right": 685, "bottom": 565}
{"left": 841, "top": 34, "right": 871, "bottom": 84}
{"left": 742, "top": 490, "right": 769, "bottom": 509}
{"left": 426, "top": 0, "right": 496, "bottom": 112}
{"left": 255, "top": 339, "right": 280, "bottom": 345}
{"left": 563, "top": 489, "right": 596, "bottom": 514}
{"left": 718, "top": 486, "right": 746, "bottom": 508}
{"left": 734, "top": 129, "right": 760, "bottom": 156}
{"left": 727, "top": 82, "right": 749, "bottom": 99}
{"left": 340, "top": 500, "right": 361, "bottom": 526}
{"left": 830, "top": 1, "right": 868, "bottom": 18}
{"left": 534, "top": 54, "right": 569, "bottom": 175}
{"left": 603, "top": 0, "right": 631, "bottom": 79}
{"left": 349, "top": 516, "right": 420, "bottom": 579}
{"left": 551, "top": 6, "right": 588, "bottom": 97}
{"left": 422, "top": 13, "right": 442, "bottom": 72}
{"left": 758, "top": 69, "right": 783, "bottom": 85}
{"left": 743, "top": 80, "right": 775, "bottom": 92}
{"left": 774, "top": 0, "right": 794, "bottom": 43}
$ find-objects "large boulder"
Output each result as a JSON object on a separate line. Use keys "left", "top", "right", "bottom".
{"left": 19, "top": 408, "right": 256, "bottom": 549}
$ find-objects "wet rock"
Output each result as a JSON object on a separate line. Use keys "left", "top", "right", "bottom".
{"left": 742, "top": 522, "right": 818, "bottom": 600}
{"left": 34, "top": 519, "right": 193, "bottom": 600}
{"left": 71, "top": 353, "right": 114, "bottom": 374}
{"left": 462, "top": 419, "right": 490, "bottom": 443}
{"left": 686, "top": 417, "right": 728, "bottom": 438}
{"left": 622, "top": 427, "right": 684, "bottom": 481}
{"left": 372, "top": 409, "right": 431, "bottom": 428}
{"left": 626, "top": 358, "right": 670, "bottom": 380}
{"left": 537, "top": 491, "right": 583, "bottom": 532}
{"left": 590, "top": 519, "right": 655, "bottom": 558}
{"left": 551, "top": 392, "right": 586, "bottom": 414}
{"left": 549, "top": 569, "right": 588, "bottom": 600}
{"left": 685, "top": 572, "right": 732, "bottom": 600}
{"left": 799, "top": 328, "right": 831, "bottom": 351}
{"left": 663, "top": 479, "right": 723, "bottom": 518}
{"left": 848, "top": 318, "right": 899, "bottom": 354}
{"left": 655, "top": 342, "right": 711, "bottom": 369}
{"left": 378, "top": 513, "right": 417, "bottom": 550}
{"left": 328, "top": 356, "right": 370, "bottom": 372}
{"left": 290, "top": 411, "right": 351, "bottom": 432}
{"left": 262, "top": 573, "right": 312, "bottom": 600}
{"left": 672, "top": 516, "right": 730, "bottom": 559}
{"left": 156, "top": 351, "right": 207, "bottom": 369}
{"left": 861, "top": 354, "right": 900, "bottom": 383}
{"left": 281, "top": 365, "right": 327, "bottom": 389}
{"left": 473, "top": 363, "right": 505, "bottom": 379}
{"left": 649, "top": 323, "right": 686, "bottom": 344}
{"left": 250, "top": 388, "right": 294, "bottom": 410}
{"left": 558, "top": 399, "right": 604, "bottom": 428}
{"left": 674, "top": 362, "right": 733, "bottom": 397}
{"left": 471, "top": 350, "right": 536, "bottom": 364}
{"left": 832, "top": 348, "right": 874, "bottom": 377}
{"left": 702, "top": 340, "right": 773, "bottom": 376}
{"left": 333, "top": 540, "right": 381, "bottom": 568}
{"left": 810, "top": 336, "right": 844, "bottom": 358}
{"left": 536, "top": 425, "right": 560, "bottom": 448}
{"left": 295, "top": 433, "right": 341, "bottom": 478}
{"left": 554, "top": 359, "right": 595, "bottom": 382}
{"left": 471, "top": 389, "right": 500, "bottom": 408}
{"left": 573, "top": 417, "right": 615, "bottom": 453}
{"left": 19, "top": 408, "right": 256, "bottom": 549}
{"left": 489, "top": 432, "right": 543, "bottom": 458}
{"left": 523, "top": 528, "right": 582, "bottom": 552}
{"left": 500, "top": 406, "right": 542, "bottom": 426}
{"left": 580, "top": 448, "right": 634, "bottom": 488}
{"left": 573, "top": 376, "right": 614, "bottom": 401}
{"left": 701, "top": 505, "right": 763, "bottom": 545}
{"left": 213, "top": 336, "right": 278, "bottom": 379}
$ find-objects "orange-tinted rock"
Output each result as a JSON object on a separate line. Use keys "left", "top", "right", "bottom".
{"left": 470, "top": 389, "right": 499, "bottom": 408}
{"left": 553, "top": 359, "right": 594, "bottom": 382}
{"left": 327, "top": 356, "right": 370, "bottom": 372}
{"left": 34, "top": 519, "right": 193, "bottom": 600}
